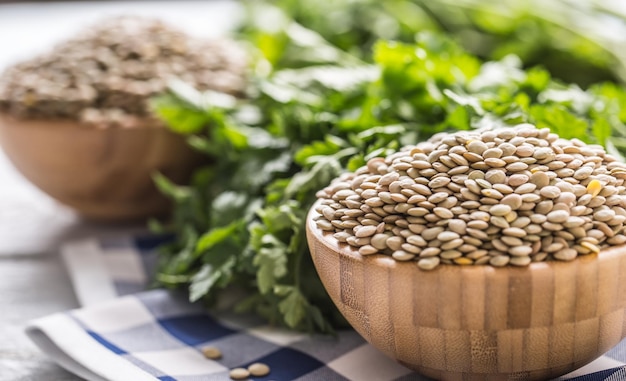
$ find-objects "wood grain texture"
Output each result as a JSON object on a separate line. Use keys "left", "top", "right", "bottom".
{"left": 0, "top": 114, "right": 204, "bottom": 221}
{"left": 306, "top": 203, "right": 626, "bottom": 381}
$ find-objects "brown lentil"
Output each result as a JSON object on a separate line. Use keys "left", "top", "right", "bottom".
{"left": 315, "top": 125, "right": 626, "bottom": 270}
{"left": 546, "top": 210, "right": 570, "bottom": 224}
{"left": 201, "top": 346, "right": 222, "bottom": 360}
{"left": 514, "top": 183, "right": 537, "bottom": 194}
{"left": 490, "top": 204, "right": 512, "bottom": 216}
{"left": 248, "top": 363, "right": 271, "bottom": 377}
{"left": 510, "top": 256, "right": 532, "bottom": 266}
{"left": 230, "top": 368, "right": 251, "bottom": 380}
{"left": 0, "top": 17, "right": 246, "bottom": 126}
{"left": 393, "top": 251, "right": 415, "bottom": 261}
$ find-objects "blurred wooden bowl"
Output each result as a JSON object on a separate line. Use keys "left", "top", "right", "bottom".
{"left": 306, "top": 200, "right": 626, "bottom": 380}
{"left": 0, "top": 113, "right": 204, "bottom": 221}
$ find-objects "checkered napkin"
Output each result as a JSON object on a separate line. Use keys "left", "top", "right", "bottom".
{"left": 25, "top": 236, "right": 626, "bottom": 380}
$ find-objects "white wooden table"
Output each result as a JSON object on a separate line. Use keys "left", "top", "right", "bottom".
{"left": 0, "top": 2, "right": 238, "bottom": 379}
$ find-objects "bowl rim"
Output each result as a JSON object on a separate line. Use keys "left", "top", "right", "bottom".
{"left": 0, "top": 111, "right": 165, "bottom": 130}
{"left": 307, "top": 199, "right": 626, "bottom": 274}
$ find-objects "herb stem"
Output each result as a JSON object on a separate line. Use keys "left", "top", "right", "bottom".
{"left": 156, "top": 273, "right": 192, "bottom": 284}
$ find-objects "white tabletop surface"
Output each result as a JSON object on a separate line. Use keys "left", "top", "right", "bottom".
{"left": 0, "top": 2, "right": 239, "bottom": 379}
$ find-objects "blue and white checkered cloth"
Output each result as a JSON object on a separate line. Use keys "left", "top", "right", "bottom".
{"left": 25, "top": 235, "right": 626, "bottom": 380}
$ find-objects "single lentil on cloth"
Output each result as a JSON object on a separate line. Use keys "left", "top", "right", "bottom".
{"left": 247, "top": 363, "right": 271, "bottom": 377}
{"left": 0, "top": 16, "right": 246, "bottom": 127}
{"left": 201, "top": 346, "right": 222, "bottom": 360}
{"left": 229, "top": 368, "right": 250, "bottom": 380}
{"left": 314, "top": 125, "right": 626, "bottom": 270}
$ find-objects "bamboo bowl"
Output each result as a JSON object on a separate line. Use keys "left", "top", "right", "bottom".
{"left": 306, "top": 202, "right": 626, "bottom": 381}
{"left": 0, "top": 113, "right": 203, "bottom": 221}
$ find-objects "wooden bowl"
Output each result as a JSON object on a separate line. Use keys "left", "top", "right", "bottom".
{"left": 0, "top": 113, "right": 204, "bottom": 221}
{"left": 306, "top": 201, "right": 626, "bottom": 381}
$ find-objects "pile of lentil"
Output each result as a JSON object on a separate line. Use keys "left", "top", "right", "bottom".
{"left": 0, "top": 16, "right": 246, "bottom": 127}
{"left": 314, "top": 125, "right": 626, "bottom": 270}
